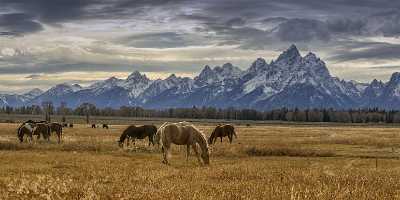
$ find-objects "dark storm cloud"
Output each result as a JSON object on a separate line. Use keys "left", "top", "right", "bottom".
{"left": 117, "top": 32, "right": 203, "bottom": 48}
{"left": 0, "top": 13, "right": 43, "bottom": 36}
{"left": 369, "top": 9, "right": 400, "bottom": 37}
{"left": 0, "top": 0, "right": 188, "bottom": 24}
{"left": 1, "top": 0, "right": 400, "bottom": 82}
{"left": 275, "top": 19, "right": 330, "bottom": 42}
{"left": 330, "top": 43, "right": 400, "bottom": 62}
{"left": 261, "top": 17, "right": 288, "bottom": 24}
{"left": 25, "top": 74, "right": 43, "bottom": 80}
{"left": 326, "top": 19, "right": 367, "bottom": 35}
{"left": 0, "top": 0, "right": 94, "bottom": 24}
{"left": 225, "top": 18, "right": 247, "bottom": 27}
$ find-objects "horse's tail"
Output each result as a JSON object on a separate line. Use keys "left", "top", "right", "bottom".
{"left": 230, "top": 126, "right": 237, "bottom": 138}
{"left": 17, "top": 124, "right": 24, "bottom": 142}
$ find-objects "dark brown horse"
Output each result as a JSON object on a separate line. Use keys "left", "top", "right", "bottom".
{"left": 34, "top": 123, "right": 51, "bottom": 141}
{"left": 208, "top": 124, "right": 237, "bottom": 144}
{"left": 102, "top": 124, "right": 109, "bottom": 129}
{"left": 118, "top": 125, "right": 157, "bottom": 147}
{"left": 49, "top": 122, "right": 63, "bottom": 143}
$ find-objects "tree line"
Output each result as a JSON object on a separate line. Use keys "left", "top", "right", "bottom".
{"left": 1, "top": 102, "right": 400, "bottom": 123}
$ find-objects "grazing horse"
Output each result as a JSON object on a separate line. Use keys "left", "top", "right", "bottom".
{"left": 17, "top": 122, "right": 35, "bottom": 143}
{"left": 154, "top": 121, "right": 193, "bottom": 145}
{"left": 33, "top": 123, "right": 51, "bottom": 141}
{"left": 156, "top": 122, "right": 210, "bottom": 165}
{"left": 118, "top": 125, "right": 158, "bottom": 147}
{"left": 102, "top": 124, "right": 109, "bottom": 129}
{"left": 208, "top": 124, "right": 237, "bottom": 144}
{"left": 48, "top": 122, "right": 63, "bottom": 143}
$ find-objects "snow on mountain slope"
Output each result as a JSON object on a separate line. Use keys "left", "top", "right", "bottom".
{"left": 7, "top": 44, "right": 400, "bottom": 110}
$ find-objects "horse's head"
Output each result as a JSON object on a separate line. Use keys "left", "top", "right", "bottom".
{"left": 153, "top": 126, "right": 163, "bottom": 145}
{"left": 207, "top": 135, "right": 213, "bottom": 145}
{"left": 201, "top": 147, "right": 210, "bottom": 165}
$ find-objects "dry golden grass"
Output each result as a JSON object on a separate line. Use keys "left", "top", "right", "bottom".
{"left": 1, "top": 122, "right": 400, "bottom": 199}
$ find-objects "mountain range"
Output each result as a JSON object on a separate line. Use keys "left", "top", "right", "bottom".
{"left": 2, "top": 45, "right": 400, "bottom": 110}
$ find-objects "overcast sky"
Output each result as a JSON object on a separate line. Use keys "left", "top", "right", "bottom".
{"left": 0, "top": 0, "right": 400, "bottom": 93}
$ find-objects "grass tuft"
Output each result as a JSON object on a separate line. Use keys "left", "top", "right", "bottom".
{"left": 245, "top": 146, "right": 335, "bottom": 157}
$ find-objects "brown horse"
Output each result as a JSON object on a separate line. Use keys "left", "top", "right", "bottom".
{"left": 118, "top": 125, "right": 158, "bottom": 147}
{"left": 48, "top": 122, "right": 63, "bottom": 143}
{"left": 17, "top": 122, "right": 35, "bottom": 143}
{"left": 34, "top": 123, "right": 51, "bottom": 142}
{"left": 102, "top": 124, "right": 109, "bottom": 129}
{"left": 208, "top": 124, "right": 237, "bottom": 144}
{"left": 156, "top": 122, "right": 210, "bottom": 165}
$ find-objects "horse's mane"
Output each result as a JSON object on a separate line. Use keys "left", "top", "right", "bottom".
{"left": 154, "top": 122, "right": 170, "bottom": 145}
{"left": 188, "top": 124, "right": 208, "bottom": 150}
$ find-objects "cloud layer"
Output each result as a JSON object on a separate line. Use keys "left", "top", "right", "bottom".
{"left": 0, "top": 0, "right": 400, "bottom": 92}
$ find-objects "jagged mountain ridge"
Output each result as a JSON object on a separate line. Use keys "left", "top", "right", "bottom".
{"left": 2, "top": 45, "right": 400, "bottom": 110}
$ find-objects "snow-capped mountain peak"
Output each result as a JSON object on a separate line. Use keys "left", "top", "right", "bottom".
{"left": 276, "top": 44, "right": 301, "bottom": 65}
{"left": 127, "top": 71, "right": 150, "bottom": 83}
{"left": 248, "top": 58, "right": 267, "bottom": 73}
{"left": 389, "top": 72, "right": 400, "bottom": 84}
{"left": 52, "top": 83, "right": 82, "bottom": 94}
{"left": 23, "top": 88, "right": 44, "bottom": 99}
{"left": 3, "top": 45, "right": 400, "bottom": 110}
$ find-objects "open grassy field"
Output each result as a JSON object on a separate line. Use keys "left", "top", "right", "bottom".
{"left": 1, "top": 121, "right": 400, "bottom": 199}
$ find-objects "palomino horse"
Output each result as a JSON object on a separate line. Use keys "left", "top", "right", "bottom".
{"left": 17, "top": 121, "right": 35, "bottom": 143}
{"left": 118, "top": 125, "right": 158, "bottom": 147}
{"left": 208, "top": 124, "right": 237, "bottom": 144}
{"left": 156, "top": 122, "right": 210, "bottom": 165}
{"left": 48, "top": 122, "right": 63, "bottom": 143}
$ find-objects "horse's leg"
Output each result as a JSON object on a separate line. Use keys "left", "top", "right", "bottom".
{"left": 186, "top": 145, "right": 190, "bottom": 162}
{"left": 228, "top": 134, "right": 233, "bottom": 143}
{"left": 220, "top": 136, "right": 223, "bottom": 143}
{"left": 192, "top": 144, "right": 202, "bottom": 164}
{"left": 162, "top": 146, "right": 169, "bottom": 165}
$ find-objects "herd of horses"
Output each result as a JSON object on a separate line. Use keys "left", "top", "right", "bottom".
{"left": 17, "top": 120, "right": 63, "bottom": 144}
{"left": 16, "top": 120, "right": 237, "bottom": 165}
